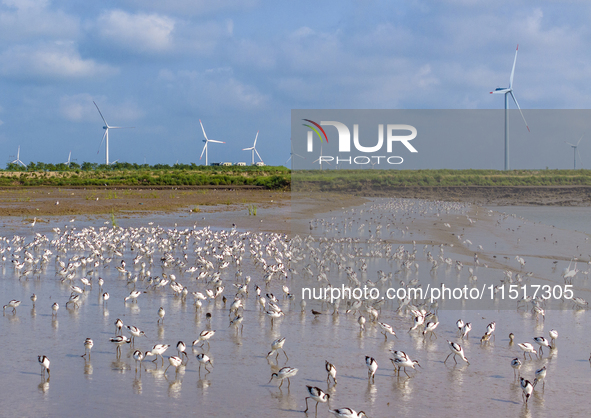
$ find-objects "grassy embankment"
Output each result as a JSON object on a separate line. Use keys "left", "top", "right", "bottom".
{"left": 3, "top": 163, "right": 591, "bottom": 191}
{"left": 292, "top": 169, "right": 591, "bottom": 191}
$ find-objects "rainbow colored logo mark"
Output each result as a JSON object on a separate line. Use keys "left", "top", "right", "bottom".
{"left": 302, "top": 119, "right": 328, "bottom": 143}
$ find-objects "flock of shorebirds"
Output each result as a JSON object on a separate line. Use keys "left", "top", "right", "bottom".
{"left": 2, "top": 198, "right": 590, "bottom": 416}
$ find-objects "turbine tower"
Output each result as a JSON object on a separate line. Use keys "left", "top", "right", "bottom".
{"left": 199, "top": 120, "right": 225, "bottom": 166}
{"left": 11, "top": 146, "right": 25, "bottom": 167}
{"left": 312, "top": 144, "right": 331, "bottom": 170}
{"left": 490, "top": 45, "right": 530, "bottom": 170}
{"left": 565, "top": 136, "right": 583, "bottom": 169}
{"left": 242, "top": 131, "right": 263, "bottom": 165}
{"left": 286, "top": 137, "right": 304, "bottom": 165}
{"left": 94, "top": 101, "right": 134, "bottom": 165}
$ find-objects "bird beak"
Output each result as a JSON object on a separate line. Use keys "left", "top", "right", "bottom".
{"left": 267, "top": 376, "right": 273, "bottom": 384}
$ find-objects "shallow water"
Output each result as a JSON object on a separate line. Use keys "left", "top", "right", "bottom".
{"left": 1, "top": 199, "right": 590, "bottom": 417}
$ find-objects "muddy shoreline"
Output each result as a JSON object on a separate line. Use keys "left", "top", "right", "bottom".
{"left": 352, "top": 185, "right": 591, "bottom": 206}
{"left": 2, "top": 185, "right": 590, "bottom": 220}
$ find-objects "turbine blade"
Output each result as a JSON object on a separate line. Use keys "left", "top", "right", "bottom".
{"left": 255, "top": 149, "right": 263, "bottom": 162}
{"left": 577, "top": 149, "right": 583, "bottom": 166}
{"left": 509, "top": 44, "right": 518, "bottom": 89}
{"left": 564, "top": 140, "right": 576, "bottom": 147}
{"left": 576, "top": 135, "right": 583, "bottom": 146}
{"left": 490, "top": 88, "right": 510, "bottom": 94}
{"left": 199, "top": 120, "right": 208, "bottom": 140}
{"left": 254, "top": 131, "right": 259, "bottom": 148}
{"left": 294, "top": 153, "right": 304, "bottom": 159}
{"left": 208, "top": 140, "right": 225, "bottom": 144}
{"left": 286, "top": 155, "right": 292, "bottom": 164}
{"left": 200, "top": 143, "right": 207, "bottom": 160}
{"left": 108, "top": 126, "right": 135, "bottom": 129}
{"left": 97, "top": 130, "right": 107, "bottom": 154}
{"left": 509, "top": 91, "right": 530, "bottom": 132}
{"left": 242, "top": 147, "right": 254, "bottom": 151}
{"left": 93, "top": 101, "right": 108, "bottom": 126}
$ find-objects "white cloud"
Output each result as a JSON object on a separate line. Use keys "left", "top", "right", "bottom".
{"left": 121, "top": 0, "right": 258, "bottom": 16}
{"left": 59, "top": 94, "right": 143, "bottom": 122}
{"left": 97, "top": 9, "right": 175, "bottom": 53}
{"left": 0, "top": 41, "right": 117, "bottom": 80}
{"left": 158, "top": 68, "right": 268, "bottom": 110}
{"left": 0, "top": 0, "right": 79, "bottom": 41}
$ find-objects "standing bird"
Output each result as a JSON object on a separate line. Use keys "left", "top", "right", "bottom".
{"left": 81, "top": 338, "right": 94, "bottom": 359}
{"left": 267, "top": 337, "right": 288, "bottom": 361}
{"left": 165, "top": 356, "right": 183, "bottom": 375}
{"left": 423, "top": 321, "right": 439, "bottom": 339}
{"left": 358, "top": 316, "right": 366, "bottom": 331}
{"left": 3, "top": 300, "right": 21, "bottom": 314}
{"left": 461, "top": 322, "right": 472, "bottom": 339}
{"left": 533, "top": 336, "right": 552, "bottom": 356}
{"left": 510, "top": 357, "right": 522, "bottom": 378}
{"left": 196, "top": 353, "right": 213, "bottom": 373}
{"left": 304, "top": 386, "right": 330, "bottom": 415}
{"left": 133, "top": 349, "right": 144, "bottom": 372}
{"left": 124, "top": 290, "right": 142, "bottom": 303}
{"left": 158, "top": 307, "right": 165, "bottom": 324}
{"left": 444, "top": 340, "right": 470, "bottom": 365}
{"left": 30, "top": 294, "right": 37, "bottom": 308}
{"left": 549, "top": 329, "right": 558, "bottom": 346}
{"left": 517, "top": 342, "right": 538, "bottom": 360}
{"left": 102, "top": 292, "right": 110, "bottom": 306}
{"left": 326, "top": 360, "right": 337, "bottom": 384}
{"left": 110, "top": 335, "right": 131, "bottom": 357}
{"left": 268, "top": 366, "right": 298, "bottom": 389}
{"left": 534, "top": 366, "right": 547, "bottom": 390}
{"left": 520, "top": 377, "right": 534, "bottom": 403}
{"left": 365, "top": 356, "right": 378, "bottom": 382}
{"left": 51, "top": 302, "right": 59, "bottom": 317}
{"left": 193, "top": 330, "right": 216, "bottom": 350}
{"left": 177, "top": 341, "right": 188, "bottom": 363}
{"left": 114, "top": 318, "right": 123, "bottom": 335}
{"left": 145, "top": 344, "right": 170, "bottom": 367}
{"left": 378, "top": 322, "right": 397, "bottom": 340}
{"left": 38, "top": 355, "right": 50, "bottom": 377}
{"left": 126, "top": 325, "right": 147, "bottom": 345}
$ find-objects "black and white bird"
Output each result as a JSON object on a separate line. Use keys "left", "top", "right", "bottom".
{"left": 38, "top": 355, "right": 50, "bottom": 377}
{"left": 326, "top": 360, "right": 337, "bottom": 384}
{"left": 365, "top": 356, "right": 378, "bottom": 382}
{"left": 520, "top": 377, "right": 534, "bottom": 403}
{"left": 268, "top": 366, "right": 298, "bottom": 388}
{"left": 304, "top": 386, "right": 330, "bottom": 415}
{"left": 444, "top": 340, "right": 469, "bottom": 365}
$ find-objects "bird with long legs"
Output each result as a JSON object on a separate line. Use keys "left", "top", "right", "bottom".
{"left": 365, "top": 356, "right": 378, "bottom": 382}
{"left": 517, "top": 342, "right": 538, "bottom": 360}
{"left": 38, "top": 355, "right": 50, "bottom": 378}
{"left": 444, "top": 340, "right": 470, "bottom": 365}
{"left": 196, "top": 353, "right": 213, "bottom": 374}
{"left": 81, "top": 338, "right": 93, "bottom": 360}
{"left": 326, "top": 360, "right": 337, "bottom": 384}
{"left": 304, "top": 386, "right": 330, "bottom": 415}
{"left": 267, "top": 337, "right": 288, "bottom": 360}
{"left": 268, "top": 366, "right": 298, "bottom": 389}
{"left": 520, "top": 377, "right": 534, "bottom": 404}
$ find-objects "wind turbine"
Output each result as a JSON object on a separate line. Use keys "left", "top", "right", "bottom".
{"left": 11, "top": 146, "right": 25, "bottom": 167}
{"left": 286, "top": 138, "right": 304, "bottom": 165}
{"left": 199, "top": 119, "right": 225, "bottom": 166}
{"left": 242, "top": 131, "right": 263, "bottom": 165}
{"left": 490, "top": 45, "right": 530, "bottom": 170}
{"left": 312, "top": 144, "right": 331, "bottom": 170}
{"left": 565, "top": 135, "right": 583, "bottom": 169}
{"left": 93, "top": 101, "right": 134, "bottom": 165}
{"left": 64, "top": 151, "right": 73, "bottom": 166}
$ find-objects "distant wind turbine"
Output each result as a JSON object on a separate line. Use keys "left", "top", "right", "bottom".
{"left": 64, "top": 151, "right": 76, "bottom": 166}
{"left": 94, "top": 101, "right": 134, "bottom": 165}
{"left": 286, "top": 138, "right": 304, "bottom": 165}
{"left": 312, "top": 144, "right": 331, "bottom": 170}
{"left": 490, "top": 45, "right": 530, "bottom": 170}
{"left": 242, "top": 131, "right": 263, "bottom": 165}
{"left": 565, "top": 135, "right": 583, "bottom": 169}
{"left": 11, "top": 146, "right": 25, "bottom": 167}
{"left": 199, "top": 120, "right": 225, "bottom": 166}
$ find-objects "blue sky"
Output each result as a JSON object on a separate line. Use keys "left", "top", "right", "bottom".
{"left": 0, "top": 0, "right": 590, "bottom": 168}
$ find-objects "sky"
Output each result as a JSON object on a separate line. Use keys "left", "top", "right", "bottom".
{"left": 1, "top": 0, "right": 591, "bottom": 169}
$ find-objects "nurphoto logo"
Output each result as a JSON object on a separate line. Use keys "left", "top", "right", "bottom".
{"left": 301, "top": 118, "right": 418, "bottom": 167}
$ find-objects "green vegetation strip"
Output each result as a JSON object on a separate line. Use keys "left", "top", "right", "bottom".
{"left": 3, "top": 164, "right": 591, "bottom": 189}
